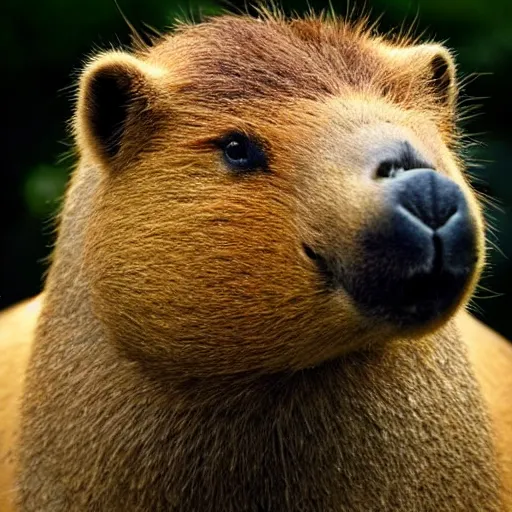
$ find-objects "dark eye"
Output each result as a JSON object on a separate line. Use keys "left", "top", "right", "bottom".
{"left": 219, "top": 132, "right": 267, "bottom": 172}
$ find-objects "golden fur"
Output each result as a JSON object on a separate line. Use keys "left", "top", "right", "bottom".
{"left": 0, "top": 11, "right": 510, "bottom": 511}
{"left": 0, "top": 297, "right": 42, "bottom": 512}
{"left": 460, "top": 311, "right": 512, "bottom": 508}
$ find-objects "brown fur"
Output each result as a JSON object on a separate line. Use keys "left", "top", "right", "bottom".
{"left": 459, "top": 311, "right": 512, "bottom": 509}
{"left": 0, "top": 297, "right": 42, "bottom": 512}
{"left": 0, "top": 11, "right": 510, "bottom": 511}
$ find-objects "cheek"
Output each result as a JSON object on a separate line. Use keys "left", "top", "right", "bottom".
{"left": 83, "top": 181, "right": 362, "bottom": 374}
{"left": 296, "top": 169, "right": 381, "bottom": 257}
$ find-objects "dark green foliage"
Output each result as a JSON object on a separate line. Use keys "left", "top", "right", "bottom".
{"left": 1, "top": 0, "right": 511, "bottom": 339}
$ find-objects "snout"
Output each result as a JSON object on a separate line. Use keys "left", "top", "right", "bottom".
{"left": 308, "top": 167, "right": 479, "bottom": 327}
{"left": 383, "top": 169, "right": 475, "bottom": 277}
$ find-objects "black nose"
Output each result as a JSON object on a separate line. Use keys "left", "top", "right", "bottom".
{"left": 362, "top": 169, "right": 477, "bottom": 324}
{"left": 391, "top": 169, "right": 463, "bottom": 232}
{"left": 310, "top": 167, "right": 479, "bottom": 327}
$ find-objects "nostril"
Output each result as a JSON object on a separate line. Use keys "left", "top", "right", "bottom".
{"left": 373, "top": 141, "right": 434, "bottom": 179}
{"left": 376, "top": 160, "right": 404, "bottom": 179}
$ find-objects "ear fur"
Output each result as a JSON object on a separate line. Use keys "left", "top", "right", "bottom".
{"left": 380, "top": 43, "right": 457, "bottom": 110}
{"left": 427, "top": 47, "right": 457, "bottom": 107}
{"left": 75, "top": 51, "right": 166, "bottom": 169}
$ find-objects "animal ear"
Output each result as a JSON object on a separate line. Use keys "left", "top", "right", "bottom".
{"left": 378, "top": 43, "right": 457, "bottom": 111}
{"left": 75, "top": 51, "right": 166, "bottom": 168}
{"left": 416, "top": 45, "right": 457, "bottom": 108}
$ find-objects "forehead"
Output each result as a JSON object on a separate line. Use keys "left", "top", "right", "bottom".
{"left": 148, "top": 16, "right": 386, "bottom": 105}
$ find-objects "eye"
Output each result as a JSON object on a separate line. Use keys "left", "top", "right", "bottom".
{"left": 219, "top": 132, "right": 268, "bottom": 172}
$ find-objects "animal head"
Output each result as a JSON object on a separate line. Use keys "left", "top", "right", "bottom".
{"left": 75, "top": 13, "right": 485, "bottom": 376}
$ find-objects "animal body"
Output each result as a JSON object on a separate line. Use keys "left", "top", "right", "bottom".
{"left": 0, "top": 10, "right": 511, "bottom": 511}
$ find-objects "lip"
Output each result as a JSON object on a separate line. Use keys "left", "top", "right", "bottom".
{"left": 302, "top": 244, "right": 343, "bottom": 290}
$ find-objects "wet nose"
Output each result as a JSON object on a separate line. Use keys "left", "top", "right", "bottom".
{"left": 387, "top": 168, "right": 465, "bottom": 234}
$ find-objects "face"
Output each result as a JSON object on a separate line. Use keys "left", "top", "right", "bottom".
{"left": 77, "top": 17, "right": 485, "bottom": 376}
{"left": 293, "top": 96, "right": 483, "bottom": 329}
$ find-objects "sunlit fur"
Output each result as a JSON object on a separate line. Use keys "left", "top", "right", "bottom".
{"left": 0, "top": 11, "right": 508, "bottom": 511}
{"left": 459, "top": 311, "right": 512, "bottom": 509}
{"left": 74, "top": 16, "right": 484, "bottom": 375}
{"left": 0, "top": 298, "right": 42, "bottom": 512}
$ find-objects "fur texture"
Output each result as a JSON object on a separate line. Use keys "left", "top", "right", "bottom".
{"left": 460, "top": 311, "right": 512, "bottom": 509}
{"left": 2, "top": 11, "right": 509, "bottom": 511}
{"left": 0, "top": 298, "right": 42, "bottom": 512}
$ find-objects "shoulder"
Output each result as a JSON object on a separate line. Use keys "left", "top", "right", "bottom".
{"left": 457, "top": 310, "right": 512, "bottom": 507}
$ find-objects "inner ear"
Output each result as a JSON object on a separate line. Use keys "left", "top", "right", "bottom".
{"left": 87, "top": 67, "right": 133, "bottom": 158}
{"left": 376, "top": 43, "right": 457, "bottom": 110}
{"left": 76, "top": 52, "right": 165, "bottom": 168}
{"left": 429, "top": 53, "right": 455, "bottom": 106}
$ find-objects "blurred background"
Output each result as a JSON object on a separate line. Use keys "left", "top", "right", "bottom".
{"left": 1, "top": 0, "right": 511, "bottom": 339}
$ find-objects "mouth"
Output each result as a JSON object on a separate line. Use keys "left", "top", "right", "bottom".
{"left": 303, "top": 170, "right": 479, "bottom": 328}
{"left": 304, "top": 238, "right": 476, "bottom": 327}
